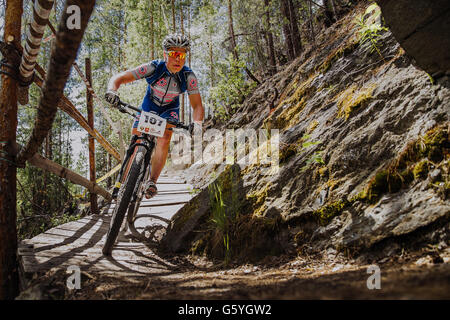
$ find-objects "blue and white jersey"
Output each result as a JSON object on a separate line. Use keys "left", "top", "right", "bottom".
{"left": 130, "top": 59, "right": 199, "bottom": 111}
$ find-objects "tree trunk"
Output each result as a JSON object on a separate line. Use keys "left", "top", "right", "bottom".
{"left": 150, "top": 0, "right": 154, "bottom": 60}
{"left": 264, "top": 0, "right": 276, "bottom": 75}
{"left": 280, "top": 0, "right": 302, "bottom": 60}
{"left": 309, "top": 0, "right": 316, "bottom": 45}
{"left": 227, "top": 0, "right": 261, "bottom": 84}
{"left": 287, "top": 0, "right": 302, "bottom": 57}
{"left": 16, "top": 0, "right": 96, "bottom": 166}
{"left": 0, "top": 0, "right": 22, "bottom": 300}
{"left": 323, "top": 0, "right": 336, "bottom": 27}
{"left": 280, "top": 0, "right": 294, "bottom": 60}
{"left": 86, "top": 57, "right": 98, "bottom": 215}
{"left": 171, "top": 0, "right": 176, "bottom": 32}
{"left": 227, "top": 0, "right": 238, "bottom": 61}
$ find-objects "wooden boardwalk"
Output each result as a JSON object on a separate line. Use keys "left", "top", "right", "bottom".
{"left": 17, "top": 174, "right": 194, "bottom": 285}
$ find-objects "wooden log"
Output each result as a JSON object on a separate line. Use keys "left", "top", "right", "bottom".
{"left": 19, "top": 0, "right": 54, "bottom": 81}
{"left": 27, "top": 152, "right": 112, "bottom": 201}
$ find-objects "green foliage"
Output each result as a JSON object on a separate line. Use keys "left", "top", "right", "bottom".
{"left": 210, "top": 53, "right": 257, "bottom": 121}
{"left": 355, "top": 3, "right": 388, "bottom": 57}
{"left": 208, "top": 181, "right": 231, "bottom": 264}
{"left": 301, "top": 151, "right": 325, "bottom": 172}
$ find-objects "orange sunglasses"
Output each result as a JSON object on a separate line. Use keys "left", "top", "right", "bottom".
{"left": 166, "top": 51, "right": 186, "bottom": 59}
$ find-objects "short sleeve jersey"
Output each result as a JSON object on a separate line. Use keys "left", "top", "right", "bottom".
{"left": 130, "top": 60, "right": 199, "bottom": 108}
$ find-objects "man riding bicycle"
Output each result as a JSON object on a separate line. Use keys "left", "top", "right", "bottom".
{"left": 105, "top": 34, "right": 204, "bottom": 199}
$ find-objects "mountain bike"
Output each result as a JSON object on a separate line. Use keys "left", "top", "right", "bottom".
{"left": 102, "top": 100, "right": 189, "bottom": 256}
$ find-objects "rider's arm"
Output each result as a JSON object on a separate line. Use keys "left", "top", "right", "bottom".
{"left": 107, "top": 70, "right": 135, "bottom": 91}
{"left": 107, "top": 61, "right": 157, "bottom": 91}
{"left": 188, "top": 93, "right": 205, "bottom": 123}
{"left": 185, "top": 71, "right": 204, "bottom": 124}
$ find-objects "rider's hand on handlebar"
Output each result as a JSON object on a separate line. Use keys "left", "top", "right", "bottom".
{"left": 105, "top": 90, "right": 120, "bottom": 106}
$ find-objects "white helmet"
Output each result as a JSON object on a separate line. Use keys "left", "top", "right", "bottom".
{"left": 163, "top": 33, "right": 190, "bottom": 51}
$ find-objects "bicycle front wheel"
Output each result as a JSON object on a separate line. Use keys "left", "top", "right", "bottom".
{"left": 102, "top": 146, "right": 146, "bottom": 255}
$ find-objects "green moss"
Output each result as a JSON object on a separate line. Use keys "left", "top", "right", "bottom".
{"left": 316, "top": 38, "right": 360, "bottom": 74}
{"left": 399, "top": 168, "right": 415, "bottom": 185}
{"left": 358, "top": 125, "right": 448, "bottom": 204}
{"left": 246, "top": 183, "right": 270, "bottom": 213}
{"left": 279, "top": 142, "right": 300, "bottom": 163}
{"left": 308, "top": 120, "right": 319, "bottom": 133}
{"left": 366, "top": 171, "right": 388, "bottom": 202}
{"left": 413, "top": 160, "right": 430, "bottom": 180}
{"left": 268, "top": 98, "right": 307, "bottom": 131}
{"left": 265, "top": 73, "right": 316, "bottom": 131}
{"left": 319, "top": 166, "right": 329, "bottom": 178}
{"left": 423, "top": 127, "right": 447, "bottom": 147}
{"left": 312, "top": 199, "right": 349, "bottom": 225}
{"left": 336, "top": 83, "right": 376, "bottom": 120}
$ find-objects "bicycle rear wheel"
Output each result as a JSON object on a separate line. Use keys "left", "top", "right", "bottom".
{"left": 102, "top": 146, "right": 146, "bottom": 255}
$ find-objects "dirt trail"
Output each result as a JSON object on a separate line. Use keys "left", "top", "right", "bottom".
{"left": 18, "top": 244, "right": 450, "bottom": 300}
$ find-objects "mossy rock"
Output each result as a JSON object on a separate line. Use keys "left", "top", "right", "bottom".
{"left": 317, "top": 37, "right": 360, "bottom": 74}
{"left": 336, "top": 83, "right": 376, "bottom": 120}
{"left": 312, "top": 199, "right": 350, "bottom": 225}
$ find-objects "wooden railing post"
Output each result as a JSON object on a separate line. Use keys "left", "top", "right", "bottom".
{"left": 86, "top": 57, "right": 99, "bottom": 215}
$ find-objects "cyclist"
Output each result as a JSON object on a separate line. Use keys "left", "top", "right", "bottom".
{"left": 105, "top": 33, "right": 204, "bottom": 199}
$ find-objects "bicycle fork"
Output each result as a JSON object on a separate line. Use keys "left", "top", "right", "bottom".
{"left": 111, "top": 135, "right": 155, "bottom": 201}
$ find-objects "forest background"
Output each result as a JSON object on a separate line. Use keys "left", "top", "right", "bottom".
{"left": 0, "top": 0, "right": 355, "bottom": 239}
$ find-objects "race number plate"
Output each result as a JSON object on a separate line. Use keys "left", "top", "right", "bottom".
{"left": 137, "top": 111, "right": 167, "bottom": 137}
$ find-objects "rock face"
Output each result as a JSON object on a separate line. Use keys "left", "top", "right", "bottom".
{"left": 162, "top": 3, "right": 449, "bottom": 261}
{"left": 377, "top": 0, "right": 450, "bottom": 77}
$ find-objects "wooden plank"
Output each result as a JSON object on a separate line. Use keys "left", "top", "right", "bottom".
{"left": 18, "top": 173, "right": 197, "bottom": 277}
{"left": 156, "top": 177, "right": 187, "bottom": 184}
{"left": 157, "top": 183, "right": 193, "bottom": 191}
{"left": 142, "top": 193, "right": 193, "bottom": 203}
{"left": 134, "top": 204, "right": 185, "bottom": 216}
{"left": 35, "top": 228, "right": 107, "bottom": 241}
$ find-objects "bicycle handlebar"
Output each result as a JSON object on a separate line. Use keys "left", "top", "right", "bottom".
{"left": 112, "top": 100, "right": 190, "bottom": 131}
